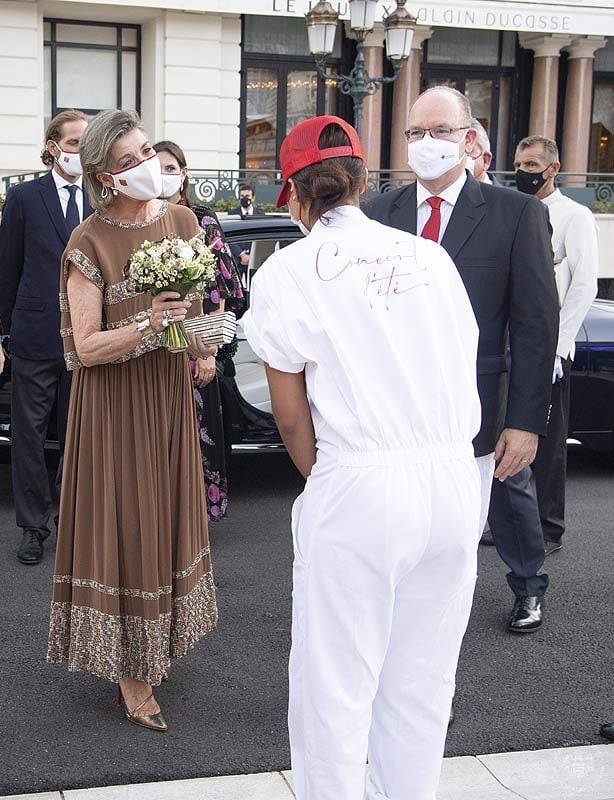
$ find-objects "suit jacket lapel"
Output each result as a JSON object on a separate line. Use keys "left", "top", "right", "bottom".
{"left": 390, "top": 183, "right": 417, "bottom": 236}
{"left": 39, "top": 171, "right": 69, "bottom": 245}
{"left": 440, "top": 175, "right": 486, "bottom": 261}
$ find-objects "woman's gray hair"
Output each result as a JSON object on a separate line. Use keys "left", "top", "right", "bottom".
{"left": 80, "top": 110, "right": 147, "bottom": 211}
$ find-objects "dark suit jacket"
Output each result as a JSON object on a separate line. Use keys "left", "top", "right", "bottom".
{"left": 0, "top": 171, "right": 93, "bottom": 360}
{"left": 227, "top": 206, "right": 266, "bottom": 218}
{"left": 364, "top": 173, "right": 559, "bottom": 456}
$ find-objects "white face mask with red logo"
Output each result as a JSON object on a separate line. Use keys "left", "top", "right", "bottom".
{"left": 53, "top": 145, "right": 83, "bottom": 177}
{"left": 407, "top": 136, "right": 464, "bottom": 181}
{"left": 107, "top": 154, "right": 163, "bottom": 201}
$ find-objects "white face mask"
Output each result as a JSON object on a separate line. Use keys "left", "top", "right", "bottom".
{"left": 54, "top": 146, "right": 82, "bottom": 177}
{"left": 407, "top": 136, "right": 465, "bottom": 181}
{"left": 159, "top": 173, "right": 183, "bottom": 199}
{"left": 466, "top": 157, "right": 476, "bottom": 175}
{"left": 291, "top": 215, "right": 310, "bottom": 237}
{"left": 107, "top": 154, "right": 163, "bottom": 201}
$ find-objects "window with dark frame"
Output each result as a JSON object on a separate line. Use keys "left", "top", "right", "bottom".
{"left": 590, "top": 40, "right": 614, "bottom": 174}
{"left": 240, "top": 15, "right": 343, "bottom": 170}
{"left": 44, "top": 19, "right": 141, "bottom": 123}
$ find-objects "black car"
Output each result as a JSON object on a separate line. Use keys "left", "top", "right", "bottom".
{"left": 1, "top": 214, "right": 613, "bottom": 456}
{"left": 567, "top": 298, "right": 614, "bottom": 454}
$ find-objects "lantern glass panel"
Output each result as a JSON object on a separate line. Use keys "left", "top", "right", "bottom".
{"left": 349, "top": 0, "right": 378, "bottom": 32}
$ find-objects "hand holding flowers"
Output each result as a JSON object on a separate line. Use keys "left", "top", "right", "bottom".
{"left": 128, "top": 233, "right": 217, "bottom": 351}
{"left": 149, "top": 291, "right": 192, "bottom": 333}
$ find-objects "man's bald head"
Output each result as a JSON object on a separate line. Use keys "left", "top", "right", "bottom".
{"left": 410, "top": 86, "right": 472, "bottom": 129}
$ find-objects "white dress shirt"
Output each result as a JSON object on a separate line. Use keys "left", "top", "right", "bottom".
{"left": 52, "top": 168, "right": 84, "bottom": 222}
{"left": 416, "top": 171, "right": 468, "bottom": 243}
{"left": 541, "top": 189, "right": 599, "bottom": 360}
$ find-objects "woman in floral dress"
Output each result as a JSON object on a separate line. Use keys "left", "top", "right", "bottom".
{"left": 154, "top": 141, "right": 244, "bottom": 521}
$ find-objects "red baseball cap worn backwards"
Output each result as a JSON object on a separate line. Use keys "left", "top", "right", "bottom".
{"left": 276, "top": 115, "right": 364, "bottom": 208}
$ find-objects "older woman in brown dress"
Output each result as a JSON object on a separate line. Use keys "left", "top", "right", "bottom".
{"left": 47, "top": 110, "right": 218, "bottom": 732}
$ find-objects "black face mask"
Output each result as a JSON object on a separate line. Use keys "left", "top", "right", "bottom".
{"left": 515, "top": 168, "right": 551, "bottom": 195}
{"left": 240, "top": 196, "right": 252, "bottom": 209}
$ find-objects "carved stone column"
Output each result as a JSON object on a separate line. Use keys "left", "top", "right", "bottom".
{"left": 561, "top": 36, "right": 607, "bottom": 179}
{"left": 519, "top": 33, "right": 573, "bottom": 138}
{"left": 389, "top": 26, "right": 433, "bottom": 172}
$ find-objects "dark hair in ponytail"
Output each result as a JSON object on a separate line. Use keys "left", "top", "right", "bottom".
{"left": 291, "top": 123, "right": 366, "bottom": 226}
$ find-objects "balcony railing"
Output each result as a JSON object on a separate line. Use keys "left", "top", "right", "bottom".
{"left": 2, "top": 169, "right": 614, "bottom": 211}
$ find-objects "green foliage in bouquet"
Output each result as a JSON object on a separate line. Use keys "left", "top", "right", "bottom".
{"left": 128, "top": 233, "right": 217, "bottom": 351}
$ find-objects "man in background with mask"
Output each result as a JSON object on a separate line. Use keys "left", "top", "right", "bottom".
{"left": 229, "top": 183, "right": 266, "bottom": 274}
{"left": 0, "top": 109, "right": 91, "bottom": 565}
{"left": 511, "top": 136, "right": 598, "bottom": 554}
{"left": 365, "top": 86, "right": 559, "bottom": 634}
{"left": 229, "top": 183, "right": 265, "bottom": 219}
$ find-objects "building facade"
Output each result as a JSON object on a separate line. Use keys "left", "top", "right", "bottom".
{"left": 1, "top": 0, "right": 613, "bottom": 178}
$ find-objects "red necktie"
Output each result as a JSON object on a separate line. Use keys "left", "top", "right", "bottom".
{"left": 421, "top": 196, "right": 443, "bottom": 242}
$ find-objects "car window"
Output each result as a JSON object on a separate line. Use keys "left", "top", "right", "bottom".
{"left": 225, "top": 230, "right": 302, "bottom": 296}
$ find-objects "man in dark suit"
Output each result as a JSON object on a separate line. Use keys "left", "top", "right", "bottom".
{"left": 228, "top": 184, "right": 266, "bottom": 276}
{"left": 0, "top": 109, "right": 91, "bottom": 565}
{"left": 228, "top": 183, "right": 266, "bottom": 219}
{"left": 365, "top": 87, "right": 559, "bottom": 632}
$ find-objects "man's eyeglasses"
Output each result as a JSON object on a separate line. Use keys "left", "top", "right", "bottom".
{"left": 404, "top": 125, "right": 470, "bottom": 142}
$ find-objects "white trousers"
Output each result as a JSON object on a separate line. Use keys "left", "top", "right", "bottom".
{"left": 288, "top": 444, "right": 482, "bottom": 800}
{"left": 475, "top": 452, "right": 496, "bottom": 532}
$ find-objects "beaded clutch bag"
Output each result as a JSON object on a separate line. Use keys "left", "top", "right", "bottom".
{"left": 183, "top": 311, "right": 237, "bottom": 345}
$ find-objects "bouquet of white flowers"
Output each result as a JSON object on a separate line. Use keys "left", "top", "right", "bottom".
{"left": 128, "top": 233, "right": 217, "bottom": 351}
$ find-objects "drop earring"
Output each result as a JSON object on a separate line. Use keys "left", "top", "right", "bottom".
{"left": 101, "top": 185, "right": 109, "bottom": 199}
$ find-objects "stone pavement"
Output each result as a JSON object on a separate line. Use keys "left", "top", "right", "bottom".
{"left": 4, "top": 744, "right": 614, "bottom": 800}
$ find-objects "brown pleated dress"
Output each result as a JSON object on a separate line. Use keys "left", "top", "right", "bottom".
{"left": 47, "top": 201, "right": 217, "bottom": 686}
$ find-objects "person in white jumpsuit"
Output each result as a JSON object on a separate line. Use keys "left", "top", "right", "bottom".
{"left": 242, "top": 115, "right": 482, "bottom": 800}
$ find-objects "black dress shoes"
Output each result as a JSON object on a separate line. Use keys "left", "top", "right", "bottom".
{"left": 600, "top": 722, "right": 614, "bottom": 742}
{"left": 544, "top": 539, "right": 562, "bottom": 556}
{"left": 508, "top": 596, "right": 543, "bottom": 633}
{"left": 17, "top": 529, "right": 45, "bottom": 565}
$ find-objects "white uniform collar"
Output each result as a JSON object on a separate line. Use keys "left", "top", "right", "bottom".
{"left": 311, "top": 204, "right": 364, "bottom": 232}
{"left": 540, "top": 188, "right": 562, "bottom": 206}
{"left": 416, "top": 171, "right": 467, "bottom": 208}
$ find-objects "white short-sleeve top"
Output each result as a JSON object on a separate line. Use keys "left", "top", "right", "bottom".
{"left": 243, "top": 205, "right": 481, "bottom": 456}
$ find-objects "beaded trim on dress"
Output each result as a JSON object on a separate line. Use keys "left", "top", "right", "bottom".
{"left": 47, "top": 571, "right": 218, "bottom": 685}
{"left": 95, "top": 200, "right": 169, "bottom": 229}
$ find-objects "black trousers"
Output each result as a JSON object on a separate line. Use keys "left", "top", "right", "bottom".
{"left": 488, "top": 466, "right": 549, "bottom": 598}
{"left": 533, "top": 360, "right": 571, "bottom": 544}
{"left": 11, "top": 355, "right": 71, "bottom": 533}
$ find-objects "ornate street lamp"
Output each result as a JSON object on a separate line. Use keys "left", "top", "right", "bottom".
{"left": 305, "top": 0, "right": 416, "bottom": 135}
